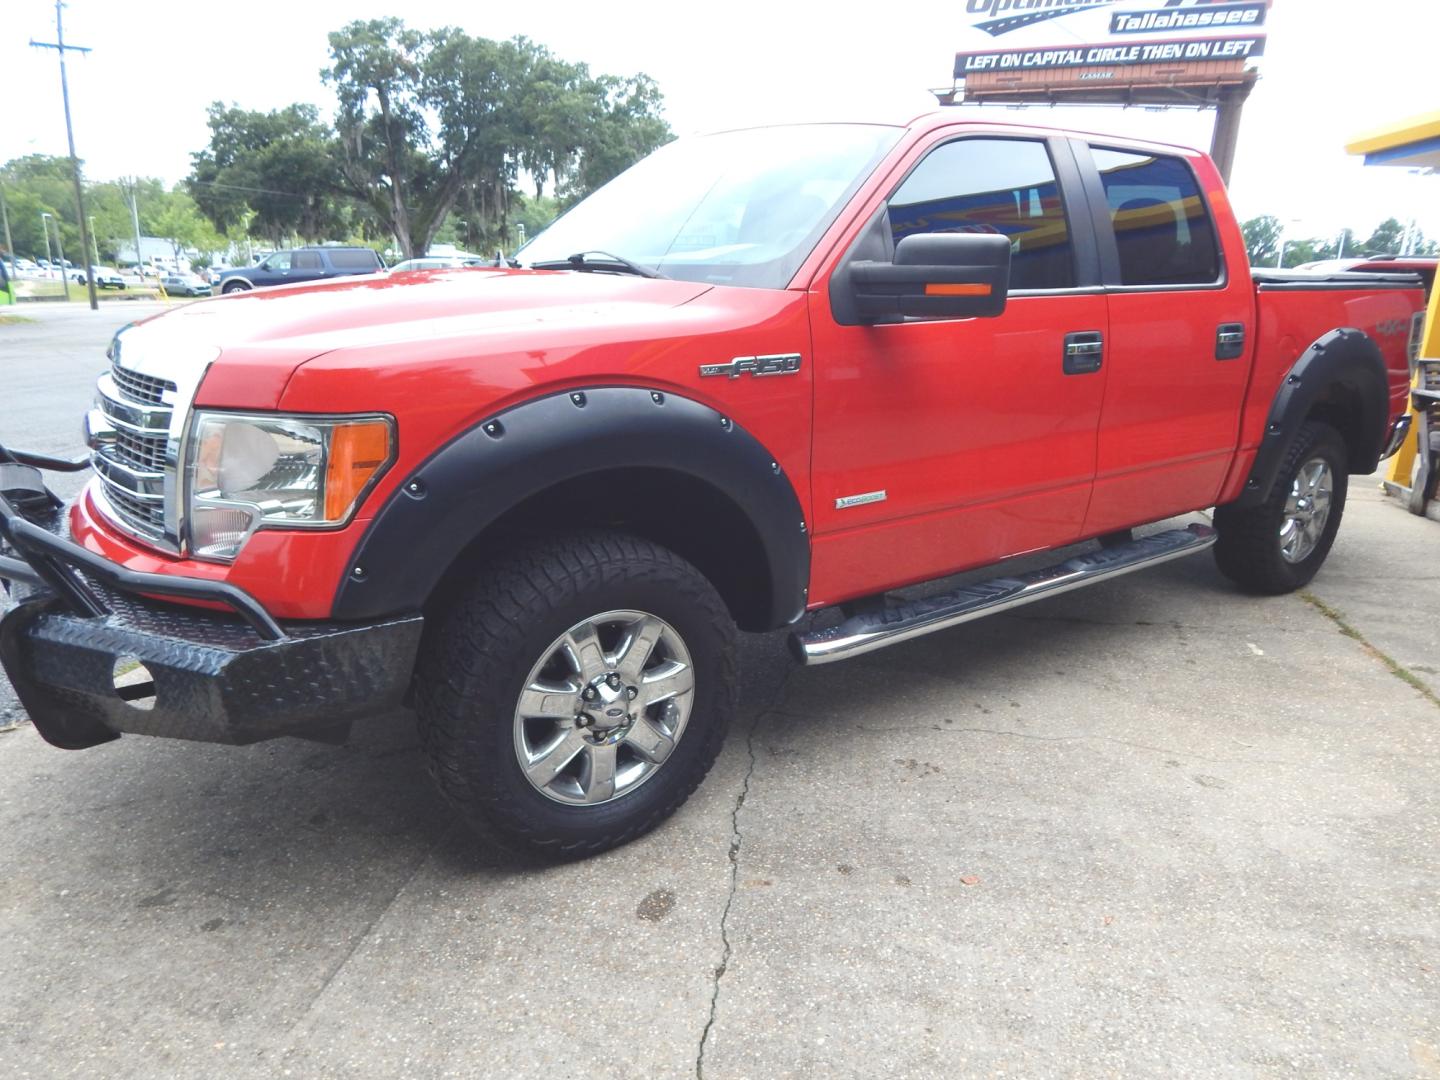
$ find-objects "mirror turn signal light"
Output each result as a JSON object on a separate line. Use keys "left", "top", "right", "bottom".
{"left": 924, "top": 283, "right": 993, "bottom": 297}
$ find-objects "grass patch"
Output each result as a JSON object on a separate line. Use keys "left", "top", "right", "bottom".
{"left": 16, "top": 280, "right": 162, "bottom": 302}
{"left": 1301, "top": 591, "right": 1440, "bottom": 709}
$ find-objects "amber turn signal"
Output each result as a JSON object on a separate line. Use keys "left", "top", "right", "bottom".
{"left": 325, "top": 421, "right": 393, "bottom": 520}
{"left": 924, "top": 283, "right": 992, "bottom": 297}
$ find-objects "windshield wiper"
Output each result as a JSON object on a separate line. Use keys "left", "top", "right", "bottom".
{"left": 528, "top": 251, "right": 665, "bottom": 279}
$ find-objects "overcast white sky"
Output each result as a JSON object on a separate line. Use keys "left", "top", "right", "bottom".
{"left": 3, "top": 0, "right": 1436, "bottom": 245}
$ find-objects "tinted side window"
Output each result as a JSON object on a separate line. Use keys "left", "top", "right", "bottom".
{"left": 329, "top": 249, "right": 380, "bottom": 270}
{"left": 888, "top": 138, "right": 1075, "bottom": 291}
{"left": 1091, "top": 148, "right": 1220, "bottom": 286}
{"left": 292, "top": 251, "right": 323, "bottom": 270}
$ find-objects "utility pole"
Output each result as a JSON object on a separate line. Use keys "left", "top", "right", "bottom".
{"left": 31, "top": 1, "right": 98, "bottom": 310}
{"left": 42, "top": 212, "right": 71, "bottom": 301}
{"left": 126, "top": 177, "right": 144, "bottom": 277}
{"left": 40, "top": 213, "right": 54, "bottom": 272}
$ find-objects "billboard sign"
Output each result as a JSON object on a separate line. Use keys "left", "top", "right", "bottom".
{"left": 955, "top": 0, "right": 1270, "bottom": 84}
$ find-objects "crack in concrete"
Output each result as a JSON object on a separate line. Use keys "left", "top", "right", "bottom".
{"left": 695, "top": 717, "right": 758, "bottom": 1080}
{"left": 1300, "top": 591, "right": 1440, "bottom": 710}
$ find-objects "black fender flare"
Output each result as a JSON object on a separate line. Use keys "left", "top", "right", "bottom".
{"left": 1234, "top": 327, "right": 1391, "bottom": 507}
{"left": 332, "top": 387, "right": 810, "bottom": 628}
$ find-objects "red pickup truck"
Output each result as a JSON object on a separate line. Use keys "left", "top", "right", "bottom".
{"left": 0, "top": 114, "right": 1425, "bottom": 856}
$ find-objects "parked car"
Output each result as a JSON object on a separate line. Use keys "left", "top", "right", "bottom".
{"left": 86, "top": 266, "right": 126, "bottom": 290}
{"left": 215, "top": 246, "right": 385, "bottom": 293}
{"left": 388, "top": 256, "right": 484, "bottom": 273}
{"left": 161, "top": 274, "right": 211, "bottom": 297}
{"left": 0, "top": 113, "right": 1426, "bottom": 858}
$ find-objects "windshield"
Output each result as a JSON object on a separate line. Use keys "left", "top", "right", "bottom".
{"left": 518, "top": 124, "right": 901, "bottom": 289}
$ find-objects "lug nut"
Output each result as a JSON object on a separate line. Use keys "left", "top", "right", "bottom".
{"left": 626, "top": 686, "right": 638, "bottom": 700}
{"left": 583, "top": 686, "right": 597, "bottom": 701}
{"left": 607, "top": 673, "right": 621, "bottom": 689}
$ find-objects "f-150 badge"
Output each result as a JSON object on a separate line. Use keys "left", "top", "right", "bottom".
{"left": 699, "top": 353, "right": 802, "bottom": 379}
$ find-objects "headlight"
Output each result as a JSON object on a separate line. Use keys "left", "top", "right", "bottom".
{"left": 186, "top": 412, "right": 394, "bottom": 560}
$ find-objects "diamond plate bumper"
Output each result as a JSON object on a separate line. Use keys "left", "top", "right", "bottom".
{"left": 1, "top": 587, "right": 423, "bottom": 748}
{"left": 0, "top": 457, "right": 423, "bottom": 749}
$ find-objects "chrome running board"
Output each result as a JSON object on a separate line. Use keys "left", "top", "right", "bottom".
{"left": 791, "top": 524, "right": 1216, "bottom": 665}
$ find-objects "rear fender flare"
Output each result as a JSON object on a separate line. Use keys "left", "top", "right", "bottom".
{"left": 1234, "top": 328, "right": 1391, "bottom": 507}
{"left": 332, "top": 387, "right": 810, "bottom": 628}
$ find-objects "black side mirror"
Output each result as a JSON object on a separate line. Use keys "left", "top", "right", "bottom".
{"left": 850, "top": 233, "right": 1011, "bottom": 322}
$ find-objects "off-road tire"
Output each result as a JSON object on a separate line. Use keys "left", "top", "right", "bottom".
{"left": 414, "top": 531, "right": 738, "bottom": 858}
{"left": 1213, "top": 420, "right": 1348, "bottom": 595}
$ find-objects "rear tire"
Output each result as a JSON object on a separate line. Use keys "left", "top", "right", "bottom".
{"left": 413, "top": 531, "right": 738, "bottom": 858}
{"left": 1214, "top": 421, "right": 1348, "bottom": 594}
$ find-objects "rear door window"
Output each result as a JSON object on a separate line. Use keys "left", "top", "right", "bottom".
{"left": 1090, "top": 148, "right": 1221, "bottom": 286}
{"left": 887, "top": 138, "right": 1075, "bottom": 291}
{"left": 292, "top": 251, "right": 323, "bottom": 271}
{"left": 328, "top": 249, "right": 380, "bottom": 270}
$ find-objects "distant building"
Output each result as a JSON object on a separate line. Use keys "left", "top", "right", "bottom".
{"left": 115, "top": 237, "right": 198, "bottom": 271}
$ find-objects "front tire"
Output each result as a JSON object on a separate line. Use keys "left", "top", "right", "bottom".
{"left": 414, "top": 531, "right": 738, "bottom": 858}
{"left": 221, "top": 281, "right": 250, "bottom": 294}
{"left": 1214, "top": 420, "right": 1349, "bottom": 594}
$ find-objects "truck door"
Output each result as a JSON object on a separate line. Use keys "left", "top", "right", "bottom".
{"left": 808, "top": 134, "right": 1109, "bottom": 606}
{"left": 1075, "top": 143, "right": 1254, "bottom": 535}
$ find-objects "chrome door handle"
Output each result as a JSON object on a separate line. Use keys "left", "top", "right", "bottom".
{"left": 1063, "top": 331, "right": 1104, "bottom": 375}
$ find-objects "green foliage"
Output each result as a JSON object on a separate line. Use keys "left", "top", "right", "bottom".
{"left": 1359, "top": 218, "right": 1404, "bottom": 257}
{"left": 1241, "top": 215, "right": 1437, "bottom": 268}
{"left": 322, "top": 20, "right": 671, "bottom": 258}
{"left": 1241, "top": 214, "right": 1280, "bottom": 266}
{"left": 189, "top": 104, "right": 345, "bottom": 245}
{"left": 181, "top": 20, "right": 671, "bottom": 259}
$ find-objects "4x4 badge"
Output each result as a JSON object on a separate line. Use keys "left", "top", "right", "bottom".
{"left": 699, "top": 353, "right": 802, "bottom": 379}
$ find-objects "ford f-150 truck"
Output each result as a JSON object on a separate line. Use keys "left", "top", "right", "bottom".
{"left": 0, "top": 114, "right": 1425, "bottom": 856}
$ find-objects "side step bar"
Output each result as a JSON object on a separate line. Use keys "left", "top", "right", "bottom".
{"left": 791, "top": 523, "right": 1216, "bottom": 665}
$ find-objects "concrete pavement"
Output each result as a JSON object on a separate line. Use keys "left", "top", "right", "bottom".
{"left": 1, "top": 306, "right": 1437, "bottom": 1078}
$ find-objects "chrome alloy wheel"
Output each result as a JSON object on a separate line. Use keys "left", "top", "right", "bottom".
{"left": 513, "top": 610, "right": 695, "bottom": 806}
{"left": 1279, "top": 456, "right": 1334, "bottom": 564}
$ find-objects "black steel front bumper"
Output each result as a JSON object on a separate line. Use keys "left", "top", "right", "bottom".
{"left": 0, "top": 453, "right": 422, "bottom": 750}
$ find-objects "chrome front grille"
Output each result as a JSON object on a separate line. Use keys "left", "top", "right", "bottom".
{"left": 113, "top": 425, "right": 169, "bottom": 472}
{"left": 111, "top": 364, "right": 176, "bottom": 406}
{"left": 101, "top": 484, "right": 168, "bottom": 534}
{"left": 91, "top": 360, "right": 176, "bottom": 542}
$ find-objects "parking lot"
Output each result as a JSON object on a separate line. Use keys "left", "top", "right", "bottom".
{"left": 2, "top": 304, "right": 1438, "bottom": 1079}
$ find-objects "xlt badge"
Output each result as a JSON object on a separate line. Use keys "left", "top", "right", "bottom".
{"left": 699, "top": 353, "right": 802, "bottom": 379}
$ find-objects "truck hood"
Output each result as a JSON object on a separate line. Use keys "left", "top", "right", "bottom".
{"left": 118, "top": 268, "right": 714, "bottom": 406}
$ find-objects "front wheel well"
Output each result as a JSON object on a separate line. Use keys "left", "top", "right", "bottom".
{"left": 423, "top": 468, "right": 777, "bottom": 632}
